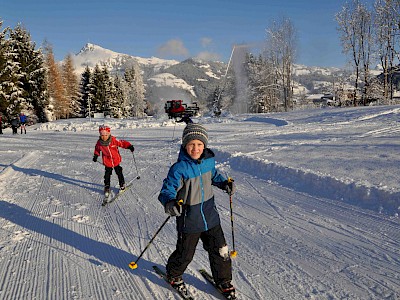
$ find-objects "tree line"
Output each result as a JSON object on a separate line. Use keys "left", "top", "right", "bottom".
{"left": 242, "top": 0, "right": 400, "bottom": 113}
{"left": 0, "top": 21, "right": 146, "bottom": 125}
{"left": 2, "top": 0, "right": 400, "bottom": 122}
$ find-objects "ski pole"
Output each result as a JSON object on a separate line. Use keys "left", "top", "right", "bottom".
{"left": 129, "top": 199, "right": 183, "bottom": 270}
{"left": 132, "top": 152, "right": 140, "bottom": 179}
{"left": 228, "top": 177, "right": 237, "bottom": 258}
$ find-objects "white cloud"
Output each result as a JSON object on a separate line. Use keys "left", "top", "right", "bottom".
{"left": 157, "top": 39, "right": 189, "bottom": 58}
{"left": 195, "top": 51, "right": 221, "bottom": 61}
{"left": 200, "top": 37, "right": 212, "bottom": 47}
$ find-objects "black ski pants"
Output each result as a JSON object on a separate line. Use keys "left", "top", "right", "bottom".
{"left": 166, "top": 224, "right": 232, "bottom": 286}
{"left": 104, "top": 165, "right": 125, "bottom": 188}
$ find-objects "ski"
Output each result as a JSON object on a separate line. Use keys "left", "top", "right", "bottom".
{"left": 152, "top": 266, "right": 195, "bottom": 300}
{"left": 198, "top": 269, "right": 237, "bottom": 300}
{"left": 102, "top": 182, "right": 133, "bottom": 206}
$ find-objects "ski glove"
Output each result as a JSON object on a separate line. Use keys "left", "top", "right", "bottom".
{"left": 165, "top": 200, "right": 182, "bottom": 217}
{"left": 93, "top": 155, "right": 98, "bottom": 162}
{"left": 223, "top": 179, "right": 236, "bottom": 196}
{"left": 128, "top": 145, "right": 135, "bottom": 152}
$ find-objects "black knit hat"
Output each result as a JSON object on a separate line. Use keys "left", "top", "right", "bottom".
{"left": 182, "top": 123, "right": 208, "bottom": 148}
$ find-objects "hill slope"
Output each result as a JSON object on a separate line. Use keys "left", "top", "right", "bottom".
{"left": 0, "top": 106, "right": 398, "bottom": 299}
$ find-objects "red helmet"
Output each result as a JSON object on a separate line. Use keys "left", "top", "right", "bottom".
{"left": 99, "top": 125, "right": 111, "bottom": 135}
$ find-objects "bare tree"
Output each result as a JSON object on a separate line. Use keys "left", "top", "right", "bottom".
{"left": 374, "top": 0, "right": 400, "bottom": 102}
{"left": 336, "top": 0, "right": 373, "bottom": 106}
{"left": 264, "top": 17, "right": 297, "bottom": 111}
{"left": 246, "top": 53, "right": 280, "bottom": 112}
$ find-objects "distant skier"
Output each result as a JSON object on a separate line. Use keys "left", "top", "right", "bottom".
{"left": 10, "top": 116, "right": 20, "bottom": 135}
{"left": 158, "top": 123, "right": 236, "bottom": 299}
{"left": 19, "top": 112, "right": 27, "bottom": 134}
{"left": 92, "top": 125, "right": 135, "bottom": 197}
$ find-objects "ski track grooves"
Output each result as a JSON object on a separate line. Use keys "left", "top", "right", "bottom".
{"left": 1, "top": 124, "right": 399, "bottom": 299}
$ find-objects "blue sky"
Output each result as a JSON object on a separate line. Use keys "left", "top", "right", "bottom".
{"left": 1, "top": 0, "right": 374, "bottom": 67}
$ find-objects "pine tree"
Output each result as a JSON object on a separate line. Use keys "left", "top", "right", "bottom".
{"left": 79, "top": 65, "right": 93, "bottom": 118}
{"left": 91, "top": 64, "right": 103, "bottom": 113}
{"left": 29, "top": 50, "right": 48, "bottom": 122}
{"left": 101, "top": 66, "right": 113, "bottom": 115}
{"left": 124, "top": 62, "right": 146, "bottom": 118}
{"left": 0, "top": 20, "right": 9, "bottom": 117}
{"left": 62, "top": 54, "right": 81, "bottom": 117}
{"left": 1, "top": 24, "right": 47, "bottom": 121}
{"left": 8, "top": 25, "right": 33, "bottom": 112}
{"left": 0, "top": 27, "right": 25, "bottom": 118}
{"left": 109, "top": 75, "right": 125, "bottom": 118}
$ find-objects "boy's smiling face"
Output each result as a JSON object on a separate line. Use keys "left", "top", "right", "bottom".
{"left": 185, "top": 139, "right": 204, "bottom": 160}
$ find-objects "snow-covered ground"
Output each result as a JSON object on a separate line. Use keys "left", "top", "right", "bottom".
{"left": 0, "top": 105, "right": 399, "bottom": 300}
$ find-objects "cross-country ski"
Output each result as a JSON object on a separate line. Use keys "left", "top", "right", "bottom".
{"left": 101, "top": 182, "right": 134, "bottom": 206}
{"left": 199, "top": 269, "right": 237, "bottom": 299}
{"left": 153, "top": 266, "right": 195, "bottom": 300}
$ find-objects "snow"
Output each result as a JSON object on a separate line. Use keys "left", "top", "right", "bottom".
{"left": 0, "top": 105, "right": 399, "bottom": 300}
{"left": 73, "top": 43, "right": 179, "bottom": 74}
{"left": 148, "top": 73, "right": 196, "bottom": 97}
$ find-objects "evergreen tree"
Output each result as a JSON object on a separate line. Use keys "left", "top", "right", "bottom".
{"left": 0, "top": 20, "right": 9, "bottom": 117}
{"left": 110, "top": 74, "right": 125, "bottom": 118}
{"left": 29, "top": 50, "right": 48, "bottom": 122}
{"left": 124, "top": 62, "right": 146, "bottom": 118}
{"left": 8, "top": 24, "right": 44, "bottom": 115}
{"left": 79, "top": 65, "right": 93, "bottom": 118}
{"left": 0, "top": 23, "right": 48, "bottom": 122}
{"left": 91, "top": 64, "right": 103, "bottom": 113}
{"left": 0, "top": 27, "right": 24, "bottom": 118}
{"left": 62, "top": 54, "right": 81, "bottom": 117}
{"left": 101, "top": 66, "right": 113, "bottom": 115}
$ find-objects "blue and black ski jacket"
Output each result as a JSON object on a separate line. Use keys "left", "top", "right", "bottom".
{"left": 158, "top": 147, "right": 227, "bottom": 233}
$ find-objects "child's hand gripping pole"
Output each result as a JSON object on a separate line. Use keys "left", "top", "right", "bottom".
{"left": 128, "top": 199, "right": 183, "bottom": 270}
{"left": 228, "top": 177, "right": 237, "bottom": 258}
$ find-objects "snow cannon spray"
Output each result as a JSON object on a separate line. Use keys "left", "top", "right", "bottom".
{"left": 129, "top": 200, "right": 184, "bottom": 270}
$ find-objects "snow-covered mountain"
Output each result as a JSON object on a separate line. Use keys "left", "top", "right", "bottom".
{"left": 72, "top": 43, "right": 226, "bottom": 105}
{"left": 72, "top": 43, "right": 180, "bottom": 75}
{"left": 71, "top": 43, "right": 378, "bottom": 107}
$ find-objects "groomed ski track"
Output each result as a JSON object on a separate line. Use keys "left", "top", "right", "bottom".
{"left": 0, "top": 111, "right": 399, "bottom": 299}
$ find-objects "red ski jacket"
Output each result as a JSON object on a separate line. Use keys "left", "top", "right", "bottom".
{"left": 94, "top": 136, "right": 132, "bottom": 168}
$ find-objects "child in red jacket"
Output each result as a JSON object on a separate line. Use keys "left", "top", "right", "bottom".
{"left": 93, "top": 125, "right": 134, "bottom": 196}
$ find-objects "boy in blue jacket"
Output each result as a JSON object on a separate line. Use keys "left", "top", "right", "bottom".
{"left": 158, "top": 123, "right": 236, "bottom": 299}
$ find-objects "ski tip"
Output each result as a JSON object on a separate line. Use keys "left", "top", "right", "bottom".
{"left": 128, "top": 262, "right": 138, "bottom": 269}
{"left": 230, "top": 250, "right": 238, "bottom": 258}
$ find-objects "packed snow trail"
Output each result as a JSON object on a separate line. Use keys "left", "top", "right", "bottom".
{"left": 0, "top": 108, "right": 399, "bottom": 299}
